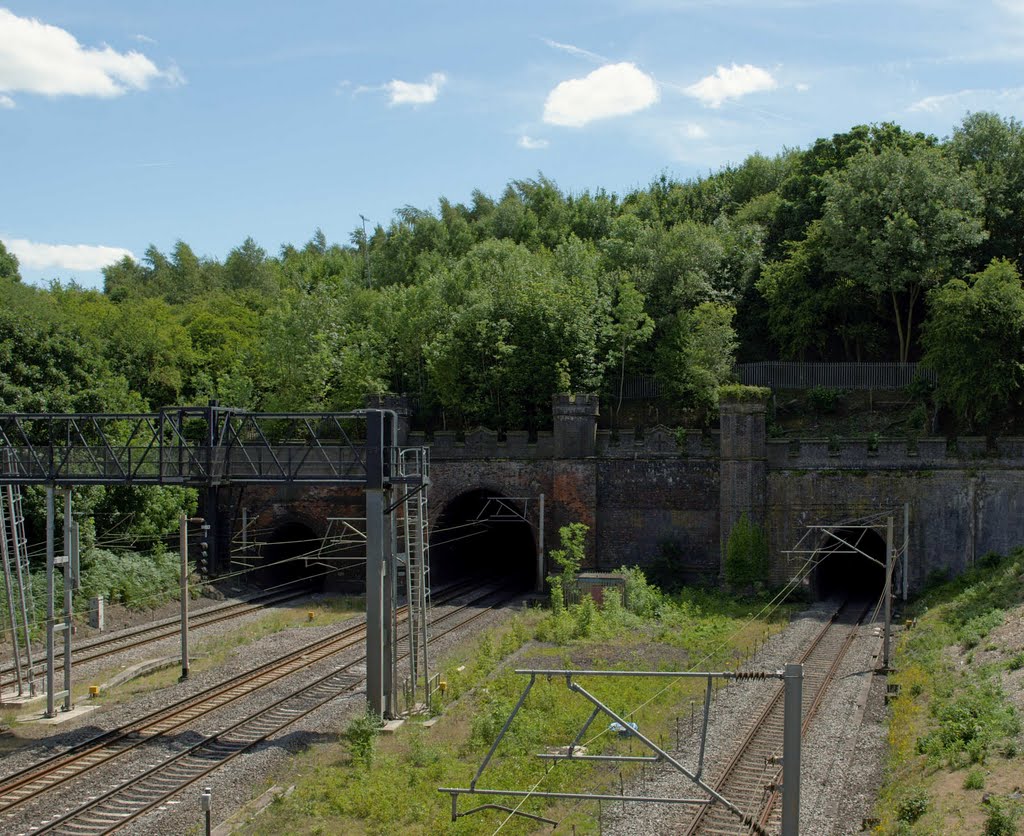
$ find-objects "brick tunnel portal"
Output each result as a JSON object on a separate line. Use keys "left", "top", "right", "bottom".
{"left": 429, "top": 489, "right": 536, "bottom": 587}
{"left": 257, "top": 521, "right": 332, "bottom": 592}
{"left": 813, "top": 526, "right": 888, "bottom": 601}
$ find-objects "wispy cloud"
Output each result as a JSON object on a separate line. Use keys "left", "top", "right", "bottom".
{"left": 0, "top": 94, "right": 14, "bottom": 109}
{"left": 518, "top": 135, "right": 549, "bottom": 150}
{"left": 543, "top": 62, "right": 659, "bottom": 127}
{"left": 133, "top": 34, "right": 157, "bottom": 45}
{"left": 384, "top": 72, "right": 446, "bottom": 105}
{"left": 0, "top": 9, "right": 182, "bottom": 105}
{"left": 2, "top": 237, "right": 134, "bottom": 271}
{"left": 541, "top": 38, "right": 608, "bottom": 63}
{"left": 684, "top": 63, "right": 778, "bottom": 108}
{"left": 908, "top": 85, "right": 1024, "bottom": 112}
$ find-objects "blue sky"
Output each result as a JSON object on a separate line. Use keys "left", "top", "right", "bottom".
{"left": 3, "top": 1, "right": 1024, "bottom": 289}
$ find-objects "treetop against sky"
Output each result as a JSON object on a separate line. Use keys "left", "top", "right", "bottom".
{"left": 2, "top": 1, "right": 1024, "bottom": 288}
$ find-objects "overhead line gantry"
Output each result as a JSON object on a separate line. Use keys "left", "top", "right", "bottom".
{"left": 0, "top": 403, "right": 428, "bottom": 719}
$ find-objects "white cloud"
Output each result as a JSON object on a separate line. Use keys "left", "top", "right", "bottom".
{"left": 3, "top": 237, "right": 134, "bottom": 271}
{"left": 0, "top": 93, "right": 13, "bottom": 109}
{"left": 908, "top": 86, "right": 1024, "bottom": 112}
{"left": 681, "top": 122, "right": 708, "bottom": 139}
{"left": 0, "top": 9, "right": 179, "bottom": 102}
{"left": 542, "top": 38, "right": 607, "bottom": 63}
{"left": 684, "top": 63, "right": 778, "bottom": 108}
{"left": 133, "top": 34, "right": 157, "bottom": 45}
{"left": 795, "top": 82, "right": 810, "bottom": 92}
{"left": 518, "top": 135, "right": 550, "bottom": 150}
{"left": 385, "top": 72, "right": 446, "bottom": 105}
{"left": 543, "top": 62, "right": 660, "bottom": 127}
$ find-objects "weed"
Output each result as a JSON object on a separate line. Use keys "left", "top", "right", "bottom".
{"left": 343, "top": 711, "right": 383, "bottom": 768}
{"left": 896, "top": 788, "right": 929, "bottom": 823}
{"left": 984, "top": 797, "right": 1021, "bottom": 836}
{"left": 964, "top": 768, "right": 986, "bottom": 790}
{"left": 1007, "top": 652, "right": 1024, "bottom": 672}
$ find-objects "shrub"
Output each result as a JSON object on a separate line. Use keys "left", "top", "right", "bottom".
{"left": 548, "top": 522, "right": 588, "bottom": 606}
{"left": 618, "top": 565, "right": 662, "bottom": 618}
{"left": 896, "top": 788, "right": 929, "bottom": 823}
{"left": 807, "top": 386, "right": 846, "bottom": 413}
{"left": 344, "top": 710, "right": 383, "bottom": 768}
{"left": 724, "top": 513, "right": 769, "bottom": 591}
{"left": 964, "top": 768, "right": 985, "bottom": 790}
{"left": 984, "top": 798, "right": 1020, "bottom": 836}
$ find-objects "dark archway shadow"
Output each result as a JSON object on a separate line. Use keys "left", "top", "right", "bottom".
{"left": 430, "top": 490, "right": 535, "bottom": 587}
{"left": 260, "top": 521, "right": 327, "bottom": 592}
{"left": 814, "top": 526, "right": 887, "bottom": 601}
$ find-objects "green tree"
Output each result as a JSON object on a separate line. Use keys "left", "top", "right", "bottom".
{"left": 656, "top": 301, "right": 738, "bottom": 413}
{"left": 819, "top": 145, "right": 986, "bottom": 362}
{"left": 607, "top": 275, "right": 654, "bottom": 424}
{"left": 948, "top": 112, "right": 1024, "bottom": 269}
{"left": 921, "top": 259, "right": 1024, "bottom": 434}
{"left": 0, "top": 240, "right": 20, "bottom": 282}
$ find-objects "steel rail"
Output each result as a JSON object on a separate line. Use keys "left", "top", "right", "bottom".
{"left": 0, "top": 589, "right": 310, "bottom": 692}
{"left": 0, "top": 580, "right": 483, "bottom": 813}
{"left": 31, "top": 584, "right": 520, "bottom": 835}
{"left": 682, "top": 600, "right": 871, "bottom": 836}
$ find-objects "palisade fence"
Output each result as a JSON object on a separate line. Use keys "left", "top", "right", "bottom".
{"left": 618, "top": 363, "right": 935, "bottom": 400}
{"left": 736, "top": 362, "right": 935, "bottom": 391}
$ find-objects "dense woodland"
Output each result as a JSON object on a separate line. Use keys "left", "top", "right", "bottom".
{"left": 4, "top": 112, "right": 1024, "bottom": 442}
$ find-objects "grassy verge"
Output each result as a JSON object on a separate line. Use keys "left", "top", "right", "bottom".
{"left": 238, "top": 570, "right": 793, "bottom": 835}
{"left": 875, "top": 550, "right": 1024, "bottom": 835}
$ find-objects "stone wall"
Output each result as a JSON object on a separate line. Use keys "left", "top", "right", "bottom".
{"left": 221, "top": 394, "right": 1024, "bottom": 595}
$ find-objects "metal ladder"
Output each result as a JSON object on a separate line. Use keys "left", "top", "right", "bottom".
{"left": 1, "top": 477, "right": 37, "bottom": 696}
{"left": 399, "top": 448, "right": 431, "bottom": 710}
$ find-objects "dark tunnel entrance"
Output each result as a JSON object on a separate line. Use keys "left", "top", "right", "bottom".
{"left": 429, "top": 490, "right": 536, "bottom": 587}
{"left": 259, "top": 521, "right": 327, "bottom": 592}
{"left": 813, "top": 526, "right": 888, "bottom": 601}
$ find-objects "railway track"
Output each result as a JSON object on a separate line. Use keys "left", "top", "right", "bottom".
{"left": 0, "top": 579, "right": 511, "bottom": 833}
{"left": 683, "top": 599, "right": 873, "bottom": 836}
{"left": 0, "top": 587, "right": 311, "bottom": 694}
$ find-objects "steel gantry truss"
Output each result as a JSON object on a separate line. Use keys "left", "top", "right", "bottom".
{"left": 440, "top": 666, "right": 804, "bottom": 836}
{"left": 0, "top": 405, "right": 428, "bottom": 719}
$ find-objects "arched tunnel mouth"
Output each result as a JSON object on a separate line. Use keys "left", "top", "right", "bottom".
{"left": 258, "top": 521, "right": 329, "bottom": 592}
{"left": 429, "top": 490, "right": 536, "bottom": 588}
{"left": 813, "top": 526, "right": 888, "bottom": 601}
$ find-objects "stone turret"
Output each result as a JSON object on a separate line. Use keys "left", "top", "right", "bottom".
{"left": 364, "top": 393, "right": 412, "bottom": 446}
{"left": 552, "top": 394, "right": 599, "bottom": 458}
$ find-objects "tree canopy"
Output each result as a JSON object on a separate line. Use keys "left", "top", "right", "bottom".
{"left": 3, "top": 112, "right": 1023, "bottom": 440}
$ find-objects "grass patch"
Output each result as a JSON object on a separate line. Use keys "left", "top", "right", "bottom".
{"left": 240, "top": 571, "right": 793, "bottom": 834}
{"left": 874, "top": 549, "right": 1024, "bottom": 834}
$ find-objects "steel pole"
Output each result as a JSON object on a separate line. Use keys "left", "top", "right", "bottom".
{"left": 781, "top": 663, "right": 803, "bottom": 836}
{"left": 180, "top": 514, "right": 189, "bottom": 680}
{"left": 45, "top": 486, "right": 55, "bottom": 718}
{"left": 365, "top": 410, "right": 385, "bottom": 718}
{"left": 884, "top": 516, "right": 893, "bottom": 670}
{"left": 62, "top": 488, "right": 72, "bottom": 712}
{"left": 902, "top": 502, "right": 909, "bottom": 602}
{"left": 536, "top": 493, "right": 545, "bottom": 594}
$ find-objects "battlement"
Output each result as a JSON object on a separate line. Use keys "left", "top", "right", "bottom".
{"left": 412, "top": 425, "right": 719, "bottom": 460}
{"left": 767, "top": 436, "right": 1024, "bottom": 470}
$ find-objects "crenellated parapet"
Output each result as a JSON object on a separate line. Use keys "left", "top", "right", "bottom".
{"left": 767, "top": 436, "right": 1024, "bottom": 470}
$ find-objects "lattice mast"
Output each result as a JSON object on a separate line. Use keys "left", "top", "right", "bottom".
{"left": 398, "top": 447, "right": 431, "bottom": 710}
{"left": 1, "top": 452, "right": 37, "bottom": 696}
